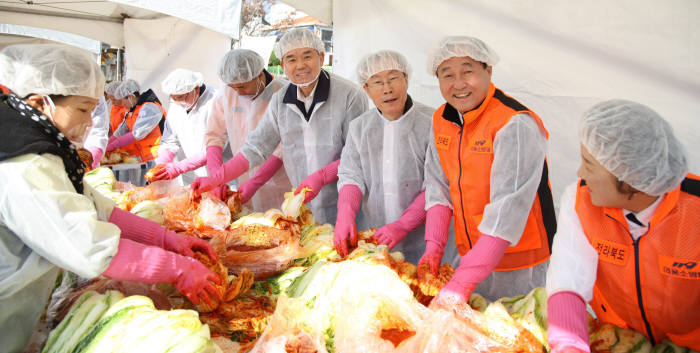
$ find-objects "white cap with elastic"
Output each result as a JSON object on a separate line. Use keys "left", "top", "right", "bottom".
{"left": 356, "top": 50, "right": 412, "bottom": 85}
{"left": 274, "top": 27, "right": 325, "bottom": 59}
{"left": 0, "top": 43, "right": 104, "bottom": 99}
{"left": 426, "top": 36, "right": 499, "bottom": 76}
{"left": 580, "top": 99, "right": 688, "bottom": 196}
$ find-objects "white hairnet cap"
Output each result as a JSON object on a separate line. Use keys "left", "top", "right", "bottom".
{"left": 114, "top": 78, "right": 140, "bottom": 99}
{"left": 426, "top": 36, "right": 499, "bottom": 76}
{"left": 162, "top": 68, "right": 204, "bottom": 95}
{"left": 218, "top": 49, "right": 265, "bottom": 85}
{"left": 274, "top": 27, "right": 325, "bottom": 60}
{"left": 0, "top": 44, "right": 104, "bottom": 99}
{"left": 356, "top": 50, "right": 412, "bottom": 85}
{"left": 580, "top": 99, "right": 688, "bottom": 196}
{"left": 104, "top": 81, "right": 121, "bottom": 95}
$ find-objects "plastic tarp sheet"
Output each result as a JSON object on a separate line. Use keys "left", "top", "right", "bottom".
{"left": 0, "top": 24, "right": 100, "bottom": 54}
{"left": 123, "top": 16, "right": 231, "bottom": 111}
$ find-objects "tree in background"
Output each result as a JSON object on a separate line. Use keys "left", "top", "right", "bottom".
{"left": 242, "top": 0, "right": 296, "bottom": 36}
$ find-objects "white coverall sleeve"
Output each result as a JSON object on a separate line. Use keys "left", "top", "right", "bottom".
{"left": 424, "top": 127, "right": 453, "bottom": 210}
{"left": 113, "top": 119, "right": 130, "bottom": 137}
{"left": 84, "top": 97, "right": 110, "bottom": 152}
{"left": 157, "top": 119, "right": 181, "bottom": 155}
{"left": 204, "top": 94, "right": 229, "bottom": 149}
{"left": 337, "top": 120, "right": 367, "bottom": 194}
{"left": 0, "top": 154, "right": 120, "bottom": 278}
{"left": 239, "top": 98, "right": 281, "bottom": 168}
{"left": 131, "top": 102, "right": 162, "bottom": 139}
{"left": 478, "top": 113, "right": 547, "bottom": 244}
{"left": 341, "top": 88, "right": 369, "bottom": 145}
{"left": 545, "top": 182, "right": 598, "bottom": 301}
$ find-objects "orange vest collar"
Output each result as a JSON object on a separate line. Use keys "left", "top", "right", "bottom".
{"left": 461, "top": 83, "right": 496, "bottom": 126}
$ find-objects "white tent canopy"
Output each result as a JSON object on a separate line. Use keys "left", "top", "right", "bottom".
{"left": 0, "top": 0, "right": 241, "bottom": 47}
{"left": 1, "top": 0, "right": 241, "bottom": 109}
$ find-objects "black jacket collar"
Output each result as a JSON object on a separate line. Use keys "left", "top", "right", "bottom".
{"left": 282, "top": 70, "right": 330, "bottom": 120}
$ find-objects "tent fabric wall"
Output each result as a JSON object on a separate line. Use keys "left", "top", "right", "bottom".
{"left": 328, "top": 0, "right": 700, "bottom": 266}
{"left": 332, "top": 0, "right": 700, "bottom": 206}
{"left": 112, "top": 0, "right": 241, "bottom": 39}
{"left": 123, "top": 16, "right": 231, "bottom": 111}
{"left": 0, "top": 8, "right": 124, "bottom": 46}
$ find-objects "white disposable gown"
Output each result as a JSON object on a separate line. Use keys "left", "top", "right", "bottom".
{"left": 0, "top": 153, "right": 120, "bottom": 353}
{"left": 84, "top": 96, "right": 110, "bottom": 153}
{"left": 159, "top": 85, "right": 218, "bottom": 185}
{"left": 337, "top": 99, "right": 437, "bottom": 263}
{"left": 239, "top": 71, "right": 368, "bottom": 224}
{"left": 205, "top": 76, "right": 293, "bottom": 212}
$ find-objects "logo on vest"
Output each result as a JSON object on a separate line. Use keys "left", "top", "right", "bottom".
{"left": 468, "top": 138, "right": 493, "bottom": 154}
{"left": 659, "top": 255, "right": 700, "bottom": 280}
{"left": 436, "top": 134, "right": 451, "bottom": 150}
{"left": 592, "top": 238, "right": 629, "bottom": 266}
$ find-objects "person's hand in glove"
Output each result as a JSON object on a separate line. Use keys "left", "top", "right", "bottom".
{"left": 417, "top": 204, "right": 452, "bottom": 275}
{"left": 106, "top": 132, "right": 136, "bottom": 151}
{"left": 86, "top": 146, "right": 103, "bottom": 169}
{"left": 238, "top": 155, "right": 284, "bottom": 204}
{"left": 432, "top": 234, "right": 510, "bottom": 306}
{"left": 295, "top": 159, "right": 340, "bottom": 203}
{"left": 547, "top": 291, "right": 591, "bottom": 353}
{"left": 103, "top": 239, "right": 222, "bottom": 305}
{"left": 373, "top": 191, "right": 427, "bottom": 249}
{"left": 109, "top": 207, "right": 217, "bottom": 261}
{"left": 333, "top": 184, "right": 362, "bottom": 257}
{"left": 150, "top": 152, "right": 207, "bottom": 181}
{"left": 190, "top": 152, "right": 248, "bottom": 198}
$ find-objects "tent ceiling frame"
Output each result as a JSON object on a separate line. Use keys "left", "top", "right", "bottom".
{"left": 0, "top": 5, "right": 124, "bottom": 22}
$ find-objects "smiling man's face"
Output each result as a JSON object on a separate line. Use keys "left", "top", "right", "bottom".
{"left": 436, "top": 56, "right": 492, "bottom": 114}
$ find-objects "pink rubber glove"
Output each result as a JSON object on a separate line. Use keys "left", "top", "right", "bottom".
{"left": 238, "top": 155, "right": 284, "bottom": 204}
{"left": 190, "top": 152, "right": 249, "bottom": 198}
{"left": 418, "top": 204, "right": 452, "bottom": 275}
{"left": 85, "top": 146, "right": 103, "bottom": 169}
{"left": 109, "top": 207, "right": 218, "bottom": 261}
{"left": 433, "top": 234, "right": 510, "bottom": 306}
{"left": 102, "top": 238, "right": 221, "bottom": 305}
{"left": 548, "top": 291, "right": 591, "bottom": 353}
{"left": 295, "top": 159, "right": 340, "bottom": 203}
{"left": 333, "top": 184, "right": 363, "bottom": 257}
{"left": 205, "top": 145, "right": 224, "bottom": 177}
{"left": 151, "top": 152, "right": 207, "bottom": 181}
{"left": 106, "top": 132, "right": 136, "bottom": 151}
{"left": 155, "top": 148, "right": 175, "bottom": 165}
{"left": 374, "top": 191, "right": 427, "bottom": 249}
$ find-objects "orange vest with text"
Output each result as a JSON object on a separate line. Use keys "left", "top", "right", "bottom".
{"left": 432, "top": 83, "right": 556, "bottom": 271}
{"left": 123, "top": 89, "right": 164, "bottom": 162}
{"left": 575, "top": 175, "right": 700, "bottom": 349}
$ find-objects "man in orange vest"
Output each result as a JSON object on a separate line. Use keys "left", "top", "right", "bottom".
{"left": 106, "top": 79, "right": 165, "bottom": 182}
{"left": 420, "top": 36, "right": 557, "bottom": 304}
{"left": 546, "top": 100, "right": 698, "bottom": 353}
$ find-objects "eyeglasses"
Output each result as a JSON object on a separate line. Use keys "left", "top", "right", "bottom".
{"left": 366, "top": 75, "right": 405, "bottom": 90}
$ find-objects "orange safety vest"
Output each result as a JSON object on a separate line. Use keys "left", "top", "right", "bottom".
{"left": 432, "top": 83, "right": 556, "bottom": 271}
{"left": 109, "top": 104, "right": 127, "bottom": 134}
{"left": 576, "top": 174, "right": 700, "bottom": 349}
{"left": 0, "top": 83, "right": 9, "bottom": 95}
{"left": 123, "top": 89, "right": 165, "bottom": 162}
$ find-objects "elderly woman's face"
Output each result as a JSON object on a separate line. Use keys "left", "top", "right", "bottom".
{"left": 27, "top": 94, "right": 98, "bottom": 143}
{"left": 577, "top": 144, "right": 630, "bottom": 208}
